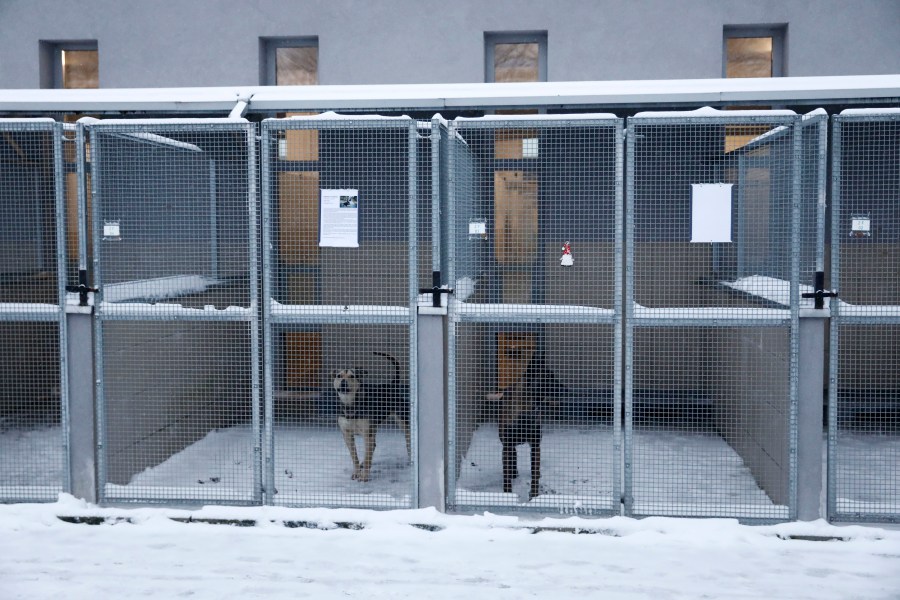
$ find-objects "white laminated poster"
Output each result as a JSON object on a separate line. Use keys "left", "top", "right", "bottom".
{"left": 319, "top": 189, "right": 359, "bottom": 248}
{"left": 690, "top": 183, "right": 733, "bottom": 243}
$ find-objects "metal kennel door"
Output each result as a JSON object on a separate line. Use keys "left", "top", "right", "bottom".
{"left": 89, "top": 119, "right": 260, "bottom": 505}
{"left": 625, "top": 111, "right": 815, "bottom": 522}
{"left": 0, "top": 119, "right": 69, "bottom": 502}
{"left": 261, "top": 116, "right": 419, "bottom": 509}
{"left": 446, "top": 115, "right": 624, "bottom": 516}
{"left": 829, "top": 110, "right": 900, "bottom": 523}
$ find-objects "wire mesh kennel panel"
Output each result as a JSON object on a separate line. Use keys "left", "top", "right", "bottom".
{"left": 89, "top": 119, "right": 259, "bottom": 505}
{"left": 446, "top": 115, "right": 623, "bottom": 515}
{"left": 0, "top": 119, "right": 68, "bottom": 502}
{"left": 261, "top": 116, "right": 419, "bottom": 509}
{"left": 626, "top": 111, "right": 808, "bottom": 521}
{"left": 829, "top": 110, "right": 900, "bottom": 523}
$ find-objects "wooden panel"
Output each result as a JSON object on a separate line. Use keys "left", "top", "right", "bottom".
{"left": 65, "top": 173, "right": 79, "bottom": 261}
{"left": 65, "top": 172, "right": 92, "bottom": 265}
{"left": 497, "top": 332, "right": 536, "bottom": 389}
{"left": 494, "top": 129, "right": 538, "bottom": 159}
{"left": 279, "top": 171, "right": 319, "bottom": 265}
{"left": 286, "top": 273, "right": 317, "bottom": 305}
{"left": 284, "top": 332, "right": 322, "bottom": 389}
{"left": 501, "top": 271, "right": 532, "bottom": 304}
{"left": 494, "top": 170, "right": 538, "bottom": 265}
{"left": 283, "top": 112, "right": 318, "bottom": 161}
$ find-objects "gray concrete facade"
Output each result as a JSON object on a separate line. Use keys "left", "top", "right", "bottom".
{"left": 0, "top": 1, "right": 898, "bottom": 90}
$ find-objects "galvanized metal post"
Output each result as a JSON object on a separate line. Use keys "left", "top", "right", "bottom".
{"left": 797, "top": 314, "right": 826, "bottom": 520}
{"left": 66, "top": 309, "right": 97, "bottom": 503}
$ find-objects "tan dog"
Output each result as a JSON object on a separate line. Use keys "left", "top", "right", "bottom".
{"left": 333, "top": 352, "right": 410, "bottom": 482}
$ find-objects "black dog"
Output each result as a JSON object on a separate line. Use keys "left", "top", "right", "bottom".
{"left": 487, "top": 352, "right": 565, "bottom": 499}
{"left": 333, "top": 352, "right": 410, "bottom": 482}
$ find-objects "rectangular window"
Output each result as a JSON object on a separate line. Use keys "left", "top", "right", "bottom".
{"left": 485, "top": 32, "right": 547, "bottom": 83}
{"left": 261, "top": 37, "right": 318, "bottom": 85}
{"left": 40, "top": 41, "right": 99, "bottom": 89}
{"left": 723, "top": 26, "right": 785, "bottom": 151}
{"left": 723, "top": 26, "right": 785, "bottom": 78}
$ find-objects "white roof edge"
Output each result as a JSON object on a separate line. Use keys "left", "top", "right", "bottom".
{"left": 89, "top": 117, "right": 249, "bottom": 125}
{"left": 0, "top": 75, "right": 898, "bottom": 113}
{"left": 839, "top": 107, "right": 900, "bottom": 115}
{"left": 633, "top": 107, "right": 796, "bottom": 118}
{"left": 454, "top": 113, "right": 618, "bottom": 122}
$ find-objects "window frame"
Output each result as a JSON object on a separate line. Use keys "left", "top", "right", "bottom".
{"left": 484, "top": 31, "right": 548, "bottom": 83}
{"left": 40, "top": 40, "right": 99, "bottom": 89}
{"left": 722, "top": 25, "right": 786, "bottom": 78}
{"left": 260, "top": 36, "right": 319, "bottom": 86}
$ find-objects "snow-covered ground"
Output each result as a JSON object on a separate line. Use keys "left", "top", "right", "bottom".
{"left": 1, "top": 495, "right": 900, "bottom": 599}
{"left": 2, "top": 423, "right": 898, "bottom": 519}
{"left": 2, "top": 424, "right": 900, "bottom": 598}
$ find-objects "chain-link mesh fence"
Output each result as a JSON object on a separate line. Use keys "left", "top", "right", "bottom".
{"left": 0, "top": 119, "right": 68, "bottom": 502}
{"left": 829, "top": 110, "right": 900, "bottom": 523}
{"left": 261, "top": 116, "right": 419, "bottom": 509}
{"left": 89, "top": 119, "right": 259, "bottom": 504}
{"left": 446, "top": 115, "right": 623, "bottom": 514}
{"left": 625, "top": 111, "right": 816, "bottom": 521}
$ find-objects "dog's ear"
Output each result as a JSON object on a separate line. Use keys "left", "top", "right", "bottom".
{"left": 330, "top": 369, "right": 341, "bottom": 379}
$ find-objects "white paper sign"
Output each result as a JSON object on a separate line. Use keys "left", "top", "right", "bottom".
{"left": 691, "top": 183, "right": 733, "bottom": 243}
{"left": 319, "top": 189, "right": 359, "bottom": 248}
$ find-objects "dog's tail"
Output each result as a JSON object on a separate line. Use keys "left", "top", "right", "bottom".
{"left": 373, "top": 351, "right": 400, "bottom": 384}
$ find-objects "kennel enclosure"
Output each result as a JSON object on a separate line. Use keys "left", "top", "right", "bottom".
{"left": 0, "top": 119, "right": 68, "bottom": 502}
{"left": 89, "top": 119, "right": 259, "bottom": 505}
{"left": 829, "top": 109, "right": 900, "bottom": 523}
{"left": 261, "top": 115, "right": 422, "bottom": 509}
{"left": 625, "top": 109, "right": 826, "bottom": 521}
{"left": 446, "top": 114, "right": 624, "bottom": 515}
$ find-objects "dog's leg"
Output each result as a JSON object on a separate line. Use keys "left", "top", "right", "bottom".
{"left": 358, "top": 422, "right": 376, "bottom": 482}
{"left": 338, "top": 417, "right": 361, "bottom": 480}
{"left": 529, "top": 439, "right": 541, "bottom": 500}
{"left": 501, "top": 441, "right": 516, "bottom": 494}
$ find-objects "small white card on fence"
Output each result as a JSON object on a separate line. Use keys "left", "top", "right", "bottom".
{"left": 690, "top": 183, "right": 733, "bottom": 243}
{"left": 319, "top": 189, "right": 359, "bottom": 248}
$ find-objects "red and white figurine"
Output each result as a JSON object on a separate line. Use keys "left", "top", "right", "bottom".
{"left": 560, "top": 241, "right": 574, "bottom": 266}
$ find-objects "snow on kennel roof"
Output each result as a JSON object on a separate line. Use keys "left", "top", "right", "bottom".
{"left": 0, "top": 74, "right": 898, "bottom": 114}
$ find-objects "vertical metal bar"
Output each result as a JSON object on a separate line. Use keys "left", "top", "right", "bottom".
{"left": 209, "top": 159, "right": 218, "bottom": 279}
{"left": 788, "top": 118, "right": 803, "bottom": 519}
{"left": 53, "top": 122, "right": 72, "bottom": 494}
{"left": 247, "top": 122, "right": 263, "bottom": 506}
{"left": 88, "top": 124, "right": 107, "bottom": 502}
{"left": 258, "top": 123, "right": 275, "bottom": 506}
{"left": 75, "top": 122, "right": 89, "bottom": 275}
{"left": 623, "top": 120, "right": 635, "bottom": 516}
{"left": 445, "top": 123, "right": 459, "bottom": 509}
{"left": 408, "top": 120, "right": 419, "bottom": 508}
{"left": 736, "top": 153, "right": 746, "bottom": 278}
{"left": 613, "top": 118, "right": 625, "bottom": 514}
{"left": 827, "top": 116, "right": 843, "bottom": 521}
{"left": 815, "top": 117, "right": 828, "bottom": 274}
{"left": 431, "top": 117, "right": 441, "bottom": 276}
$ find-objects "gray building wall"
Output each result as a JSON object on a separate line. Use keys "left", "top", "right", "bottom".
{"left": 0, "top": 0, "right": 898, "bottom": 89}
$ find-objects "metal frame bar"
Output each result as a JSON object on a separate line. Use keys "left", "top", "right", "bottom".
{"left": 89, "top": 119, "right": 259, "bottom": 505}
{"left": 260, "top": 115, "right": 420, "bottom": 509}
{"left": 828, "top": 111, "right": 900, "bottom": 523}
{"left": 625, "top": 112, "right": 803, "bottom": 522}
{"left": 446, "top": 115, "right": 624, "bottom": 516}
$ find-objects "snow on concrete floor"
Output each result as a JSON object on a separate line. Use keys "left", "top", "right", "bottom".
{"left": 2, "top": 424, "right": 899, "bottom": 514}
{"left": 109, "top": 423, "right": 781, "bottom": 513}
{"left": 1, "top": 495, "right": 900, "bottom": 600}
